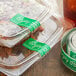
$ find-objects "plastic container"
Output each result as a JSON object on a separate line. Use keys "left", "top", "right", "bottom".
{"left": 0, "top": 16, "right": 63, "bottom": 76}
{"left": 0, "top": 0, "right": 51, "bottom": 48}
{"left": 61, "top": 28, "right": 76, "bottom": 72}
{"left": 0, "top": 0, "right": 63, "bottom": 75}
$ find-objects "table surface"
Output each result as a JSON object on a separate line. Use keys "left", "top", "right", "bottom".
{"left": 22, "top": 42, "right": 76, "bottom": 76}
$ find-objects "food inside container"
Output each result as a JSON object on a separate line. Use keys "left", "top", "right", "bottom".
{"left": 0, "top": 0, "right": 50, "bottom": 48}
{"left": 0, "top": 16, "right": 63, "bottom": 76}
{"left": 0, "top": 0, "right": 50, "bottom": 20}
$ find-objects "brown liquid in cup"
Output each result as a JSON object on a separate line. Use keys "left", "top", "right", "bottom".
{"left": 63, "top": 0, "right": 76, "bottom": 26}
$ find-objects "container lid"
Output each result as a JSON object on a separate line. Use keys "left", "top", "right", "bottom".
{"left": 0, "top": 0, "right": 50, "bottom": 37}
{"left": 0, "top": 16, "right": 63, "bottom": 69}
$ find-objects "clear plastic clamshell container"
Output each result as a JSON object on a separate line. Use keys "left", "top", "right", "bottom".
{"left": 0, "top": 0, "right": 63, "bottom": 76}
{"left": 0, "top": 0, "right": 50, "bottom": 48}
{"left": 0, "top": 16, "right": 63, "bottom": 76}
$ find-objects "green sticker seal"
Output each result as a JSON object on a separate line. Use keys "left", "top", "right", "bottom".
{"left": 10, "top": 14, "right": 40, "bottom": 32}
{"left": 23, "top": 38, "right": 51, "bottom": 56}
{"left": 61, "top": 28, "right": 76, "bottom": 72}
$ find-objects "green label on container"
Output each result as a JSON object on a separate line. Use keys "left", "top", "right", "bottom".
{"left": 66, "top": 42, "right": 76, "bottom": 59}
{"left": 23, "top": 38, "right": 51, "bottom": 56}
{"left": 61, "top": 50, "right": 76, "bottom": 72}
{"left": 10, "top": 14, "right": 40, "bottom": 32}
{"left": 70, "top": 51, "right": 76, "bottom": 59}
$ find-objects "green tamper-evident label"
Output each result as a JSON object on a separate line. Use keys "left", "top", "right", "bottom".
{"left": 23, "top": 38, "right": 51, "bottom": 56}
{"left": 61, "top": 28, "right": 76, "bottom": 72}
{"left": 70, "top": 51, "right": 76, "bottom": 59}
{"left": 10, "top": 14, "right": 40, "bottom": 32}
